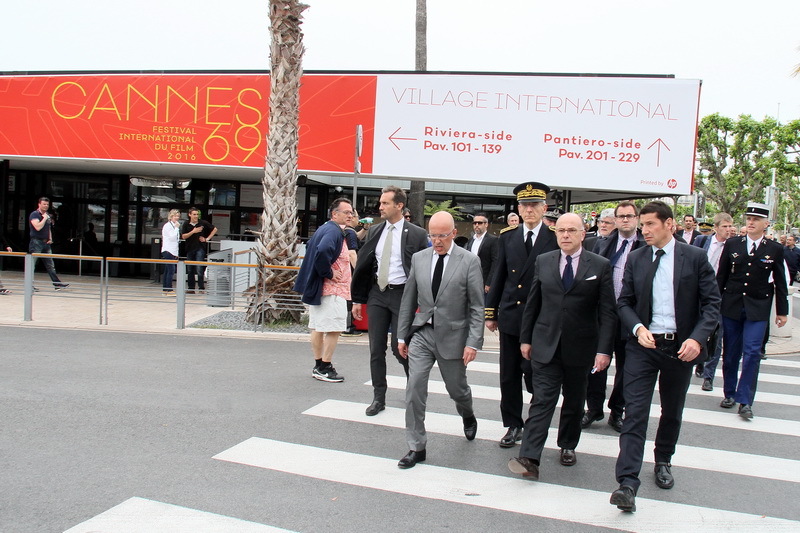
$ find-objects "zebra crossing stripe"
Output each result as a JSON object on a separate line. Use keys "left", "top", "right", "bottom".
{"left": 214, "top": 437, "right": 798, "bottom": 532}
{"left": 466, "top": 359, "right": 800, "bottom": 387}
{"left": 381, "top": 375, "right": 800, "bottom": 437}
{"left": 303, "top": 399, "right": 800, "bottom": 484}
{"left": 63, "top": 497, "right": 290, "bottom": 532}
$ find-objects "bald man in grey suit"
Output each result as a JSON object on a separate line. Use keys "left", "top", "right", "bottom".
{"left": 395, "top": 211, "right": 485, "bottom": 469}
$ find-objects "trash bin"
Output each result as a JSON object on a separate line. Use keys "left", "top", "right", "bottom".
{"left": 206, "top": 248, "right": 233, "bottom": 307}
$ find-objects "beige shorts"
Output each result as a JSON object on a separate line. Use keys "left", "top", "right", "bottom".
{"left": 308, "top": 295, "right": 347, "bottom": 332}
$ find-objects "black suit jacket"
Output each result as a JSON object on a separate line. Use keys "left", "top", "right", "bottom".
{"left": 676, "top": 229, "right": 701, "bottom": 245}
{"left": 485, "top": 223, "right": 558, "bottom": 336}
{"left": 618, "top": 240, "right": 721, "bottom": 349}
{"left": 592, "top": 229, "right": 646, "bottom": 258}
{"left": 350, "top": 220, "right": 429, "bottom": 303}
{"left": 717, "top": 236, "right": 788, "bottom": 321}
{"left": 520, "top": 250, "right": 616, "bottom": 366}
{"left": 466, "top": 233, "right": 499, "bottom": 286}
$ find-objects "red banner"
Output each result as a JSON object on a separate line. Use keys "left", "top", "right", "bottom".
{"left": 0, "top": 73, "right": 376, "bottom": 173}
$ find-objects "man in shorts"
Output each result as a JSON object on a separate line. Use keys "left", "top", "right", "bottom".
{"left": 293, "top": 198, "right": 354, "bottom": 383}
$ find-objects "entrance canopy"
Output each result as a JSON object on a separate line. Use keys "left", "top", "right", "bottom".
{"left": 0, "top": 70, "right": 701, "bottom": 201}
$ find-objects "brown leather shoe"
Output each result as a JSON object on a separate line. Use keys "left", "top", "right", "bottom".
{"left": 559, "top": 448, "right": 577, "bottom": 466}
{"left": 508, "top": 457, "right": 539, "bottom": 480}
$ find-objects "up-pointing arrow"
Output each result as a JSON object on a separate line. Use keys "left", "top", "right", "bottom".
{"left": 647, "top": 138, "right": 670, "bottom": 167}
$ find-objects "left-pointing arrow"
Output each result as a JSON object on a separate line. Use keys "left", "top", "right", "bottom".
{"left": 388, "top": 127, "right": 418, "bottom": 150}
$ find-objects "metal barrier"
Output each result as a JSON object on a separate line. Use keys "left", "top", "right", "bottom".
{"left": 0, "top": 250, "right": 303, "bottom": 330}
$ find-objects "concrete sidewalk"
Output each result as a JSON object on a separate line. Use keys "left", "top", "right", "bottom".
{"left": 2, "top": 270, "right": 800, "bottom": 356}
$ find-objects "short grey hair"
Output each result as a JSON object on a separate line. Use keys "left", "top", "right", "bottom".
{"left": 600, "top": 208, "right": 615, "bottom": 220}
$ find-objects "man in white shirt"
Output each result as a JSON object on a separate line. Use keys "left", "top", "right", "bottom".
{"left": 466, "top": 212, "right": 498, "bottom": 293}
{"left": 693, "top": 213, "right": 733, "bottom": 390}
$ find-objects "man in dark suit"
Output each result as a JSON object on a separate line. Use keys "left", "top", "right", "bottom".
{"left": 582, "top": 201, "right": 645, "bottom": 432}
{"left": 465, "top": 212, "right": 498, "bottom": 293}
{"left": 610, "top": 201, "right": 720, "bottom": 513}
{"left": 351, "top": 185, "right": 429, "bottom": 416}
{"left": 717, "top": 202, "right": 788, "bottom": 419}
{"left": 692, "top": 212, "right": 734, "bottom": 391}
{"left": 395, "top": 211, "right": 485, "bottom": 468}
{"left": 485, "top": 182, "right": 558, "bottom": 448}
{"left": 783, "top": 234, "right": 799, "bottom": 286}
{"left": 507, "top": 213, "right": 616, "bottom": 480}
{"left": 677, "top": 214, "right": 701, "bottom": 245}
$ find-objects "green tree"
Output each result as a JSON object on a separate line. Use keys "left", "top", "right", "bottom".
{"left": 773, "top": 119, "right": 800, "bottom": 231}
{"left": 424, "top": 199, "right": 465, "bottom": 220}
{"left": 695, "top": 114, "right": 780, "bottom": 218}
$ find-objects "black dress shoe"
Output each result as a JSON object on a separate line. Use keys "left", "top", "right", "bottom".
{"left": 607, "top": 413, "right": 623, "bottom": 433}
{"left": 694, "top": 364, "right": 704, "bottom": 378}
{"left": 507, "top": 457, "right": 539, "bottom": 480}
{"left": 654, "top": 462, "right": 674, "bottom": 489}
{"left": 720, "top": 397, "right": 736, "bottom": 409}
{"left": 499, "top": 427, "right": 523, "bottom": 448}
{"left": 701, "top": 378, "right": 713, "bottom": 391}
{"left": 738, "top": 404, "right": 753, "bottom": 419}
{"left": 610, "top": 485, "right": 636, "bottom": 512}
{"left": 580, "top": 410, "right": 603, "bottom": 429}
{"left": 365, "top": 400, "right": 385, "bottom": 416}
{"left": 398, "top": 449, "right": 426, "bottom": 469}
{"left": 559, "top": 448, "right": 577, "bottom": 466}
{"left": 463, "top": 415, "right": 478, "bottom": 441}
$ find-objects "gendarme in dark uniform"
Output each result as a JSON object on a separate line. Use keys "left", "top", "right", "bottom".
{"left": 485, "top": 182, "right": 558, "bottom": 448}
{"left": 716, "top": 202, "right": 788, "bottom": 419}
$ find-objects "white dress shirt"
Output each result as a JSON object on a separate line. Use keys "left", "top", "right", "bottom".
{"left": 375, "top": 220, "right": 407, "bottom": 285}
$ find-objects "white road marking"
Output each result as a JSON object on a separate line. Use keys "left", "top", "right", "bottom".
{"left": 214, "top": 438, "right": 799, "bottom": 532}
{"left": 63, "top": 497, "right": 290, "bottom": 532}
{"left": 304, "top": 399, "right": 800, "bottom": 484}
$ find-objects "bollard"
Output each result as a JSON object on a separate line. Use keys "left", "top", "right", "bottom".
{"left": 176, "top": 260, "right": 186, "bottom": 329}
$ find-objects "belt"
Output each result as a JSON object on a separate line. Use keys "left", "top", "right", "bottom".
{"left": 376, "top": 281, "right": 405, "bottom": 291}
{"left": 652, "top": 333, "right": 676, "bottom": 341}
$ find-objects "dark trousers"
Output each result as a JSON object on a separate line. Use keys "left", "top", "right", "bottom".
{"left": 520, "top": 351, "right": 590, "bottom": 462}
{"left": 29, "top": 238, "right": 62, "bottom": 285}
{"left": 585, "top": 334, "right": 627, "bottom": 416}
{"left": 499, "top": 331, "right": 534, "bottom": 428}
{"left": 616, "top": 339, "right": 693, "bottom": 492}
{"left": 367, "top": 283, "right": 409, "bottom": 402}
{"left": 185, "top": 247, "right": 206, "bottom": 290}
{"left": 161, "top": 251, "right": 176, "bottom": 290}
{"left": 722, "top": 308, "right": 767, "bottom": 405}
{"left": 702, "top": 319, "right": 724, "bottom": 380}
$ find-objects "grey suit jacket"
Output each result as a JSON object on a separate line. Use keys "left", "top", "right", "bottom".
{"left": 397, "top": 244, "right": 485, "bottom": 359}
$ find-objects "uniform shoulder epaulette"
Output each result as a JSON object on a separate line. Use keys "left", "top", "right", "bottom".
{"left": 499, "top": 226, "right": 516, "bottom": 235}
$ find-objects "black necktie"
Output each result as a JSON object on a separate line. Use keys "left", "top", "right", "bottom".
{"left": 525, "top": 230, "right": 533, "bottom": 255}
{"left": 562, "top": 255, "right": 574, "bottom": 291}
{"left": 432, "top": 253, "right": 445, "bottom": 299}
{"left": 750, "top": 242, "right": 757, "bottom": 256}
{"left": 640, "top": 249, "right": 666, "bottom": 327}
{"left": 609, "top": 239, "right": 629, "bottom": 268}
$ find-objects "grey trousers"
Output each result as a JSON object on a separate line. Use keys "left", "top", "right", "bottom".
{"left": 405, "top": 325, "right": 474, "bottom": 451}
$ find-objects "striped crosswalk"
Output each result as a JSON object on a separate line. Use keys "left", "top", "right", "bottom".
{"left": 66, "top": 352, "right": 800, "bottom": 531}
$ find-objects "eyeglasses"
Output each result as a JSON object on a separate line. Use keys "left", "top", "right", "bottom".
{"left": 598, "top": 220, "right": 616, "bottom": 225}
{"left": 428, "top": 230, "right": 454, "bottom": 239}
{"left": 616, "top": 214, "right": 637, "bottom": 220}
{"left": 473, "top": 221, "right": 487, "bottom": 225}
{"left": 555, "top": 228, "right": 582, "bottom": 235}
{"left": 335, "top": 210, "right": 354, "bottom": 216}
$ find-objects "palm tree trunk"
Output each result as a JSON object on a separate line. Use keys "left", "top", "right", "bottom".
{"left": 247, "top": 0, "right": 309, "bottom": 324}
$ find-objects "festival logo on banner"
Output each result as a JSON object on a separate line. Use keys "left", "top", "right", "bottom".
{"left": 0, "top": 73, "right": 377, "bottom": 173}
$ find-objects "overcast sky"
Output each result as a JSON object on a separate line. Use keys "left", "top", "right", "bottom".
{"left": 2, "top": 0, "right": 799, "bottom": 121}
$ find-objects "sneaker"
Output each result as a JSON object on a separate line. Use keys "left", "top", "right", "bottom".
{"left": 341, "top": 330, "right": 363, "bottom": 337}
{"left": 33, "top": 287, "right": 40, "bottom": 292}
{"left": 162, "top": 291, "right": 176, "bottom": 297}
{"left": 312, "top": 366, "right": 344, "bottom": 383}
{"left": 54, "top": 284, "right": 69, "bottom": 291}
{"left": 0, "top": 288, "right": 11, "bottom": 295}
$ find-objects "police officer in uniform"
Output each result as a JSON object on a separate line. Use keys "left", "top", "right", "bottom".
{"left": 486, "top": 182, "right": 558, "bottom": 448}
{"left": 717, "top": 202, "right": 788, "bottom": 419}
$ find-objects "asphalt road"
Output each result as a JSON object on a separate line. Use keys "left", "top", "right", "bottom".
{"left": 2, "top": 326, "right": 799, "bottom": 532}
